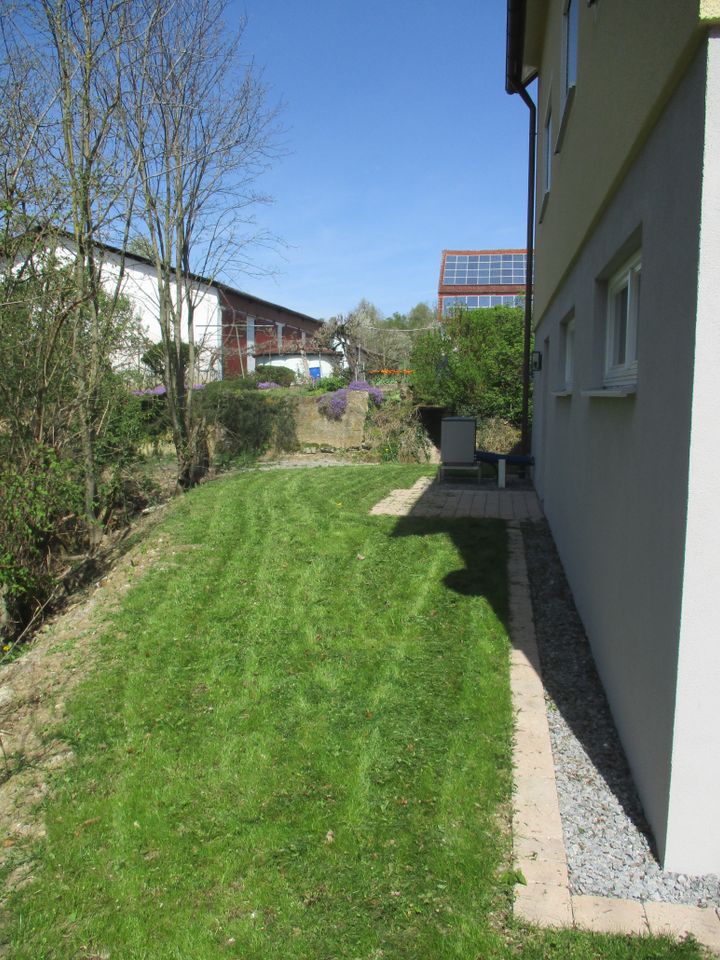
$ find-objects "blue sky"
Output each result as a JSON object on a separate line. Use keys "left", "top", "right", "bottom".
{"left": 231, "top": 0, "right": 529, "bottom": 320}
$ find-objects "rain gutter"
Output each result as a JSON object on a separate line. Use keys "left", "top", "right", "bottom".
{"left": 506, "top": 0, "right": 537, "bottom": 457}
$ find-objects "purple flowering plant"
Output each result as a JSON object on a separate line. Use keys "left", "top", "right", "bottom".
{"left": 347, "top": 381, "right": 383, "bottom": 406}
{"left": 257, "top": 381, "right": 281, "bottom": 390}
{"left": 316, "top": 388, "right": 348, "bottom": 420}
{"left": 132, "top": 384, "right": 166, "bottom": 396}
{"left": 132, "top": 383, "right": 206, "bottom": 396}
{"left": 316, "top": 380, "right": 384, "bottom": 421}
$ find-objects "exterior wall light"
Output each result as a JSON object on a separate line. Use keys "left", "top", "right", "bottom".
{"left": 531, "top": 350, "right": 543, "bottom": 372}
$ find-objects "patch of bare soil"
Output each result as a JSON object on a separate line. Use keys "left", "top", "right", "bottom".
{"left": 0, "top": 504, "right": 172, "bottom": 905}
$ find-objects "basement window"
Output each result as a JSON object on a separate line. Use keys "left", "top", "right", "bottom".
{"left": 604, "top": 252, "right": 641, "bottom": 387}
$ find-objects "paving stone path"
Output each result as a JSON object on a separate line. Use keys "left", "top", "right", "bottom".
{"left": 370, "top": 476, "right": 543, "bottom": 521}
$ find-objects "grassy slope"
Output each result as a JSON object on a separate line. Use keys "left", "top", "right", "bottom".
{"left": 3, "top": 466, "right": 703, "bottom": 960}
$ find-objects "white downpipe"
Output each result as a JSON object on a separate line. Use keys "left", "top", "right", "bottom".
{"left": 247, "top": 316, "right": 256, "bottom": 373}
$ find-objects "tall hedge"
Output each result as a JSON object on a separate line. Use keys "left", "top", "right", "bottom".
{"left": 196, "top": 380, "right": 298, "bottom": 459}
{"left": 410, "top": 306, "right": 526, "bottom": 425}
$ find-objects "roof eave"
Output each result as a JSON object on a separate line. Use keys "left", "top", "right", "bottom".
{"left": 505, "top": 0, "right": 527, "bottom": 92}
{"left": 505, "top": 0, "right": 544, "bottom": 93}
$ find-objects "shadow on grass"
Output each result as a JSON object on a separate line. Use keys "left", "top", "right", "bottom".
{"left": 390, "top": 511, "right": 510, "bottom": 630}
{"left": 386, "top": 477, "right": 655, "bottom": 859}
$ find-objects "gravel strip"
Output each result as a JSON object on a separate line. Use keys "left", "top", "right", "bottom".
{"left": 521, "top": 519, "right": 720, "bottom": 907}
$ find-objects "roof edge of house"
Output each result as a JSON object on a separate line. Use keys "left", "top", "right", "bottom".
{"left": 506, "top": 0, "right": 527, "bottom": 93}
{"left": 40, "top": 227, "right": 323, "bottom": 328}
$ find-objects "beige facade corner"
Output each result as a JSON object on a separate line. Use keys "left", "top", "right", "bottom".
{"left": 527, "top": 0, "right": 704, "bottom": 324}
{"left": 523, "top": 0, "right": 720, "bottom": 872}
{"left": 700, "top": 0, "right": 720, "bottom": 21}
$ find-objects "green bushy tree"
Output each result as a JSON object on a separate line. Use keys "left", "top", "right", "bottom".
{"left": 410, "top": 306, "right": 526, "bottom": 425}
{"left": 255, "top": 365, "right": 296, "bottom": 387}
{"left": 0, "top": 258, "right": 149, "bottom": 639}
{"left": 142, "top": 342, "right": 190, "bottom": 381}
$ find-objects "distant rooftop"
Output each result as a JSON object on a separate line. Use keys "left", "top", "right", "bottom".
{"left": 438, "top": 248, "right": 528, "bottom": 317}
{"left": 440, "top": 249, "right": 527, "bottom": 286}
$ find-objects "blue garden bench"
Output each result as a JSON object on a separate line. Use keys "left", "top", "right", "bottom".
{"left": 474, "top": 450, "right": 534, "bottom": 488}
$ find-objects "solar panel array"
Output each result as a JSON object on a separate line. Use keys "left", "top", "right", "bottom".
{"left": 442, "top": 252, "right": 526, "bottom": 286}
{"left": 442, "top": 294, "right": 524, "bottom": 315}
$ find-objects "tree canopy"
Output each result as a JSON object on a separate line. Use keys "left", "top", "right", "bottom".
{"left": 314, "top": 299, "right": 437, "bottom": 374}
{"left": 410, "top": 306, "right": 526, "bottom": 425}
{"left": 0, "top": 0, "right": 281, "bottom": 636}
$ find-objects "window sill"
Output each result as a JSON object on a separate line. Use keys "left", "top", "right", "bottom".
{"left": 582, "top": 386, "right": 637, "bottom": 398}
{"left": 539, "top": 190, "right": 550, "bottom": 223}
{"left": 552, "top": 389, "right": 573, "bottom": 398}
{"left": 555, "top": 85, "right": 575, "bottom": 153}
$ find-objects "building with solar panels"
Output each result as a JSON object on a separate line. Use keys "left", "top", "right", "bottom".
{"left": 438, "top": 249, "right": 527, "bottom": 318}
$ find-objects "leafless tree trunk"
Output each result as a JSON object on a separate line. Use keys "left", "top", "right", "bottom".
{"left": 124, "top": 0, "right": 280, "bottom": 489}
{"left": 7, "top": 0, "right": 140, "bottom": 545}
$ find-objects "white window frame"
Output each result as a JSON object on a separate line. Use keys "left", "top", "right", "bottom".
{"left": 604, "top": 252, "right": 641, "bottom": 386}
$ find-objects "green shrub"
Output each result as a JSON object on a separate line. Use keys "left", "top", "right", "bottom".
{"left": 141, "top": 340, "right": 190, "bottom": 379}
{"left": 318, "top": 373, "right": 348, "bottom": 391}
{"left": 92, "top": 387, "right": 161, "bottom": 521}
{"left": 410, "top": 306, "right": 527, "bottom": 425}
{"left": 222, "top": 372, "right": 263, "bottom": 390}
{"left": 196, "top": 380, "right": 298, "bottom": 461}
{"left": 135, "top": 393, "right": 172, "bottom": 450}
{"left": 305, "top": 373, "right": 348, "bottom": 395}
{"left": 255, "top": 364, "right": 296, "bottom": 387}
{"left": 363, "top": 393, "right": 432, "bottom": 463}
{"left": 476, "top": 417, "right": 521, "bottom": 455}
{"left": 0, "top": 445, "right": 83, "bottom": 637}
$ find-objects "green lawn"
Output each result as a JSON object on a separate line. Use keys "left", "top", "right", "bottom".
{"left": 1, "top": 466, "right": 704, "bottom": 959}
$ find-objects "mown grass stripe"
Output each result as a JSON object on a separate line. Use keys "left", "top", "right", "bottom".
{"left": 1, "top": 466, "right": 703, "bottom": 960}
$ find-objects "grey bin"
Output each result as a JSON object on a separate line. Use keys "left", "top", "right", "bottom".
{"left": 440, "top": 416, "right": 476, "bottom": 465}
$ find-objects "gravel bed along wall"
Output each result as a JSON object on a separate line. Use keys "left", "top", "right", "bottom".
{"left": 521, "top": 520, "right": 720, "bottom": 908}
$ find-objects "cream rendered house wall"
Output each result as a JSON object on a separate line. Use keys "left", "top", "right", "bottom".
{"left": 257, "top": 356, "right": 335, "bottom": 379}
{"left": 529, "top": 7, "right": 720, "bottom": 872}
{"left": 534, "top": 0, "right": 703, "bottom": 322}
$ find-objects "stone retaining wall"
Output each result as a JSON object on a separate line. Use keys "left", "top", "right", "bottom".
{"left": 294, "top": 391, "right": 369, "bottom": 449}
